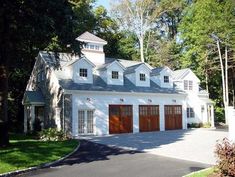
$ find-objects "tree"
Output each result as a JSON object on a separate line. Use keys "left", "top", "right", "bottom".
{"left": 179, "top": 0, "right": 235, "bottom": 123}
{"left": 0, "top": 0, "right": 81, "bottom": 147}
{"left": 111, "top": 0, "right": 160, "bottom": 62}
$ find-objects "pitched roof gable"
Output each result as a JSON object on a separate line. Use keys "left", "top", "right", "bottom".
{"left": 151, "top": 66, "right": 172, "bottom": 76}
{"left": 125, "top": 63, "right": 152, "bottom": 74}
{"left": 67, "top": 56, "right": 95, "bottom": 68}
{"left": 173, "top": 68, "right": 200, "bottom": 82}
{"left": 76, "top": 31, "right": 107, "bottom": 44}
{"left": 97, "top": 60, "right": 126, "bottom": 71}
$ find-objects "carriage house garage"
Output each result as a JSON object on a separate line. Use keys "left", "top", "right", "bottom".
{"left": 23, "top": 32, "right": 215, "bottom": 136}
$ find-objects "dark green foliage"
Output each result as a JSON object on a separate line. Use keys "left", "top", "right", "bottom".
{"left": 215, "top": 138, "right": 235, "bottom": 177}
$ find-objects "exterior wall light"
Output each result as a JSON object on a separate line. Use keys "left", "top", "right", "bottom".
{"left": 120, "top": 98, "right": 124, "bottom": 102}
{"left": 148, "top": 99, "right": 152, "bottom": 103}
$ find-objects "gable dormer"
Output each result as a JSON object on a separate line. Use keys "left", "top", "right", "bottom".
{"left": 76, "top": 32, "right": 107, "bottom": 66}
{"left": 151, "top": 66, "right": 173, "bottom": 88}
{"left": 173, "top": 68, "right": 200, "bottom": 93}
{"left": 97, "top": 60, "right": 125, "bottom": 85}
{"left": 68, "top": 56, "right": 95, "bottom": 84}
{"left": 125, "top": 63, "right": 151, "bottom": 87}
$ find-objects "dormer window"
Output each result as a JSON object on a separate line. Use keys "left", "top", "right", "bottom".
{"left": 95, "top": 45, "right": 99, "bottom": 50}
{"left": 84, "top": 44, "right": 100, "bottom": 51}
{"left": 112, "top": 71, "right": 119, "bottom": 79}
{"left": 184, "top": 80, "right": 193, "bottom": 90}
{"left": 90, "top": 45, "right": 94, "bottom": 49}
{"left": 164, "top": 76, "right": 169, "bottom": 83}
{"left": 140, "top": 73, "right": 146, "bottom": 81}
{"left": 79, "top": 68, "right": 88, "bottom": 77}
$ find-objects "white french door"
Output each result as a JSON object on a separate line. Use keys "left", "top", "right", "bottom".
{"left": 78, "top": 110, "right": 94, "bottom": 134}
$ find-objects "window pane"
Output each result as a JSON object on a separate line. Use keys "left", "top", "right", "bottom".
{"left": 150, "top": 106, "right": 159, "bottom": 116}
{"left": 90, "top": 45, "right": 94, "bottom": 49}
{"left": 87, "top": 110, "right": 94, "bottom": 133}
{"left": 140, "top": 106, "right": 148, "bottom": 116}
{"left": 189, "top": 81, "right": 193, "bottom": 90}
{"left": 164, "top": 76, "right": 169, "bottom": 83}
{"left": 184, "top": 80, "right": 188, "bottom": 90}
{"left": 112, "top": 71, "right": 119, "bottom": 79}
{"left": 95, "top": 45, "right": 99, "bottom": 50}
{"left": 140, "top": 73, "right": 146, "bottom": 81}
{"left": 122, "top": 106, "right": 132, "bottom": 116}
{"left": 78, "top": 110, "right": 85, "bottom": 134}
{"left": 80, "top": 68, "right": 87, "bottom": 77}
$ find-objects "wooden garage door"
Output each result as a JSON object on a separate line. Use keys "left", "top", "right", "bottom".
{"left": 139, "top": 105, "right": 160, "bottom": 132}
{"left": 109, "top": 105, "right": 133, "bottom": 134}
{"left": 165, "top": 105, "right": 182, "bottom": 130}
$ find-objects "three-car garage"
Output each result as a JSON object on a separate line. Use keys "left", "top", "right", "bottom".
{"left": 109, "top": 104, "right": 183, "bottom": 134}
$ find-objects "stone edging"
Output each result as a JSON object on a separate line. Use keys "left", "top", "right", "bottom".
{"left": 0, "top": 140, "right": 80, "bottom": 177}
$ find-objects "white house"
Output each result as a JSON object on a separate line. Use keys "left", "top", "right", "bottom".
{"left": 23, "top": 31, "right": 214, "bottom": 136}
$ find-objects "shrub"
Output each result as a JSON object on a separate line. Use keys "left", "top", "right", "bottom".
{"left": 39, "top": 128, "right": 69, "bottom": 141}
{"left": 187, "top": 123, "right": 203, "bottom": 128}
{"left": 202, "top": 122, "right": 211, "bottom": 128}
{"left": 215, "top": 107, "right": 225, "bottom": 123}
{"left": 215, "top": 138, "right": 235, "bottom": 177}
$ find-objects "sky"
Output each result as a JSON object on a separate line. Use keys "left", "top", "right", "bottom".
{"left": 95, "top": 0, "right": 110, "bottom": 10}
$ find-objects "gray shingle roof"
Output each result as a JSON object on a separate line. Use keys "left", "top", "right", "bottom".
{"left": 23, "top": 91, "right": 45, "bottom": 105}
{"left": 59, "top": 75, "right": 183, "bottom": 94}
{"left": 97, "top": 60, "right": 126, "bottom": 71}
{"left": 125, "top": 63, "right": 144, "bottom": 74}
{"left": 173, "top": 68, "right": 190, "bottom": 80}
{"left": 76, "top": 31, "right": 107, "bottom": 44}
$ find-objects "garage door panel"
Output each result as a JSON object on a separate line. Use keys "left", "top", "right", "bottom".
{"left": 165, "top": 105, "right": 182, "bottom": 130}
{"left": 139, "top": 105, "right": 159, "bottom": 132}
{"left": 109, "top": 105, "right": 133, "bottom": 134}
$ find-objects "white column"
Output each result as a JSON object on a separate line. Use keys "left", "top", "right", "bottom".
{"left": 24, "top": 106, "right": 28, "bottom": 133}
{"left": 133, "top": 104, "right": 139, "bottom": 133}
{"left": 228, "top": 106, "right": 235, "bottom": 142}
{"left": 159, "top": 104, "right": 165, "bottom": 131}
{"left": 210, "top": 105, "right": 215, "bottom": 128}
{"left": 30, "top": 105, "right": 35, "bottom": 131}
{"left": 182, "top": 100, "right": 187, "bottom": 129}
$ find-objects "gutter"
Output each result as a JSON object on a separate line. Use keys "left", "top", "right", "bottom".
{"left": 63, "top": 89, "right": 187, "bottom": 97}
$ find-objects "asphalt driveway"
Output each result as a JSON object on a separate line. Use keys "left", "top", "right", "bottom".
{"left": 89, "top": 128, "right": 228, "bottom": 165}
{"left": 18, "top": 140, "right": 210, "bottom": 177}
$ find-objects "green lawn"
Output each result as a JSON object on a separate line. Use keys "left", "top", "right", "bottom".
{"left": 0, "top": 134, "right": 78, "bottom": 174}
{"left": 185, "top": 167, "right": 217, "bottom": 177}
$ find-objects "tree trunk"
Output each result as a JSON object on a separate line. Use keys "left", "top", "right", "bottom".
{"left": 0, "top": 64, "right": 9, "bottom": 147}
{"left": 0, "top": 5, "right": 10, "bottom": 147}
{"left": 140, "top": 36, "right": 144, "bottom": 62}
{"left": 216, "top": 40, "right": 228, "bottom": 124}
{"left": 205, "top": 55, "right": 209, "bottom": 93}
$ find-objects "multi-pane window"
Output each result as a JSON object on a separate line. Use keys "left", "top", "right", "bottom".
{"left": 79, "top": 68, "right": 87, "bottom": 77}
{"left": 84, "top": 44, "right": 100, "bottom": 50}
{"left": 187, "top": 107, "right": 195, "bottom": 118}
{"left": 112, "top": 71, "right": 119, "bottom": 79}
{"left": 140, "top": 73, "right": 146, "bottom": 81}
{"left": 164, "top": 76, "right": 169, "bottom": 83}
{"left": 184, "top": 80, "right": 193, "bottom": 90}
{"left": 150, "top": 106, "right": 159, "bottom": 116}
{"left": 122, "top": 106, "right": 132, "bottom": 116}
{"left": 139, "top": 106, "right": 148, "bottom": 116}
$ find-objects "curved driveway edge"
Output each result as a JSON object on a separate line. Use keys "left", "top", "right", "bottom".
{"left": 0, "top": 140, "right": 80, "bottom": 177}
{"left": 17, "top": 140, "right": 211, "bottom": 177}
